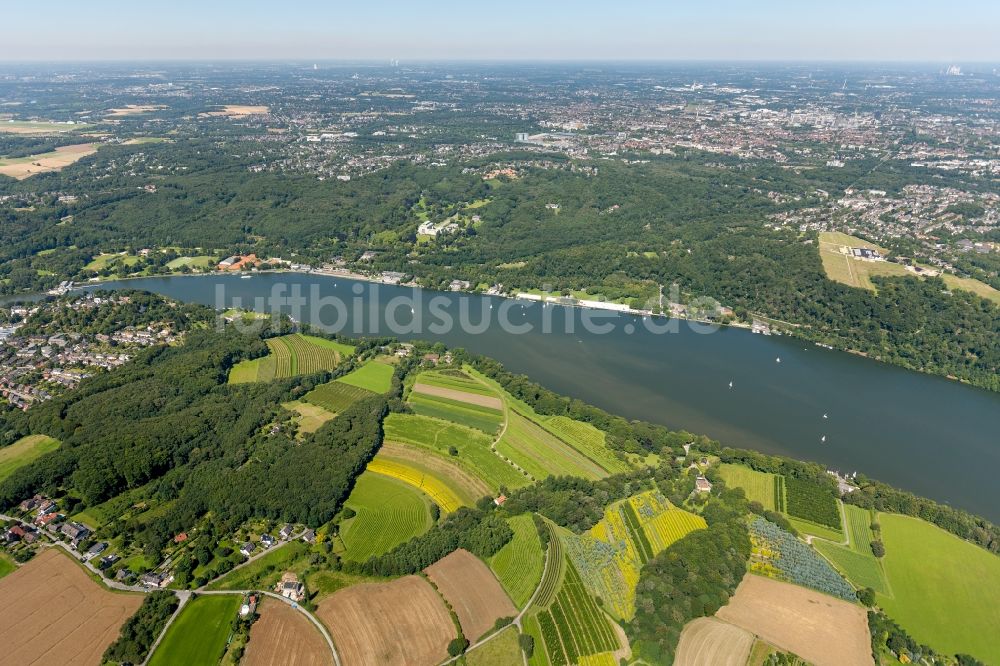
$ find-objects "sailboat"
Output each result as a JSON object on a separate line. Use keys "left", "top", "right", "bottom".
{"left": 775, "top": 357, "right": 781, "bottom": 363}
{"left": 728, "top": 381, "right": 734, "bottom": 389}
{"left": 823, "top": 413, "right": 828, "bottom": 419}
{"left": 820, "top": 435, "right": 827, "bottom": 443}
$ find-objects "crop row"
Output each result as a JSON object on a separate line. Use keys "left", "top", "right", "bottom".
{"left": 774, "top": 475, "right": 786, "bottom": 512}
{"left": 541, "top": 416, "right": 630, "bottom": 474}
{"left": 536, "top": 610, "right": 568, "bottom": 666}
{"left": 304, "top": 380, "right": 373, "bottom": 413}
{"left": 620, "top": 501, "right": 654, "bottom": 561}
{"left": 785, "top": 475, "right": 841, "bottom": 529}
{"left": 532, "top": 523, "right": 564, "bottom": 608}
{"left": 366, "top": 458, "right": 463, "bottom": 513}
{"left": 749, "top": 517, "right": 856, "bottom": 600}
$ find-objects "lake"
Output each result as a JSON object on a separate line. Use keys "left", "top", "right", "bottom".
{"left": 78, "top": 272, "right": 1000, "bottom": 521}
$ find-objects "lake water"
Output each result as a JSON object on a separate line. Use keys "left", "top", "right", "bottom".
{"left": 78, "top": 272, "right": 1000, "bottom": 521}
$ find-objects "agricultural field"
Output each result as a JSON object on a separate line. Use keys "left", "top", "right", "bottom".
{"left": 424, "top": 548, "right": 517, "bottom": 641}
{"left": 242, "top": 598, "right": 333, "bottom": 666}
{"left": 786, "top": 516, "right": 845, "bottom": 542}
{"left": 413, "top": 369, "right": 501, "bottom": 397}
{"left": 0, "top": 552, "right": 14, "bottom": 579}
{"left": 149, "top": 594, "right": 241, "bottom": 666}
{"left": 538, "top": 416, "right": 630, "bottom": 474}
{"left": 0, "top": 434, "right": 59, "bottom": 483}
{"left": 716, "top": 574, "right": 874, "bottom": 666}
{"left": 717, "top": 463, "right": 785, "bottom": 512}
{"left": 340, "top": 471, "right": 432, "bottom": 562}
{"left": 366, "top": 456, "right": 466, "bottom": 513}
{"left": 563, "top": 491, "right": 706, "bottom": 620}
{"left": 282, "top": 400, "right": 335, "bottom": 435}
{"left": 784, "top": 476, "right": 841, "bottom": 530}
{"left": 378, "top": 442, "right": 490, "bottom": 504}
{"left": 488, "top": 514, "right": 545, "bottom": 608}
{"left": 875, "top": 513, "right": 1000, "bottom": 665}
{"left": 497, "top": 411, "right": 606, "bottom": 481}
{"left": 411, "top": 381, "right": 503, "bottom": 409}
{"left": 317, "top": 575, "right": 455, "bottom": 666}
{"left": 228, "top": 334, "right": 351, "bottom": 383}
{"left": 408, "top": 391, "right": 504, "bottom": 433}
{"left": 465, "top": 625, "right": 523, "bottom": 666}
{"left": 531, "top": 558, "right": 620, "bottom": 666}
{"left": 202, "top": 105, "right": 271, "bottom": 117}
{"left": 0, "top": 143, "right": 97, "bottom": 179}
{"left": 383, "top": 413, "right": 528, "bottom": 491}
{"left": 747, "top": 517, "right": 856, "bottom": 600}
{"left": 0, "top": 120, "right": 91, "bottom": 134}
{"left": 675, "top": 617, "right": 755, "bottom": 666}
{"left": 337, "top": 360, "right": 394, "bottom": 392}
{"left": 813, "top": 504, "right": 889, "bottom": 594}
{"left": 0, "top": 549, "right": 143, "bottom": 666}
{"left": 303, "top": 380, "right": 374, "bottom": 412}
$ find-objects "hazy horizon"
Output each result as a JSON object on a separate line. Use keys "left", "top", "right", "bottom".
{"left": 2, "top": 0, "right": 999, "bottom": 62}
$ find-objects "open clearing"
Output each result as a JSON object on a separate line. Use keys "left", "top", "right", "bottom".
{"left": 716, "top": 574, "right": 873, "bottom": 666}
{"left": 0, "top": 143, "right": 97, "bottom": 179}
{"left": 466, "top": 625, "right": 523, "bottom": 666}
{"left": 0, "top": 548, "right": 143, "bottom": 666}
{"left": 876, "top": 513, "right": 1000, "bottom": 664}
{"left": 0, "top": 434, "right": 59, "bottom": 483}
{"left": 283, "top": 400, "right": 335, "bottom": 435}
{"left": 425, "top": 548, "right": 517, "bottom": 641}
{"left": 149, "top": 594, "right": 240, "bottom": 666}
{"left": 243, "top": 598, "right": 333, "bottom": 666}
{"left": 675, "top": 616, "right": 755, "bottom": 666}
{"left": 317, "top": 575, "right": 455, "bottom": 666}
{"left": 717, "top": 463, "right": 784, "bottom": 512}
{"left": 202, "top": 104, "right": 270, "bottom": 118}
{"left": 340, "top": 471, "right": 432, "bottom": 562}
{"left": 338, "top": 360, "right": 394, "bottom": 392}
{"left": 106, "top": 104, "right": 167, "bottom": 116}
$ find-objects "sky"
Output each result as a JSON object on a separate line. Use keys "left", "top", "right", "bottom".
{"left": 2, "top": 0, "right": 998, "bottom": 62}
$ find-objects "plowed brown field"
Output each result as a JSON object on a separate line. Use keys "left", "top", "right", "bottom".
{"left": 0, "top": 548, "right": 142, "bottom": 665}
{"left": 243, "top": 598, "right": 333, "bottom": 666}
{"left": 425, "top": 548, "right": 517, "bottom": 641}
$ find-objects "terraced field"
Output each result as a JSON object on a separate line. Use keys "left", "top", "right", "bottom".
{"left": 367, "top": 457, "right": 465, "bottom": 513}
{"left": 488, "top": 514, "right": 545, "bottom": 608}
{"left": 383, "top": 413, "right": 528, "bottom": 491}
{"left": 717, "top": 464, "right": 784, "bottom": 512}
{"left": 341, "top": 472, "right": 433, "bottom": 562}
{"left": 337, "top": 361, "right": 394, "bottom": 393}
{"left": 304, "top": 380, "right": 374, "bottom": 413}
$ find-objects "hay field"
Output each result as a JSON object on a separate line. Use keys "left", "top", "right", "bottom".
{"left": 716, "top": 574, "right": 873, "bottom": 666}
{"left": 317, "top": 576, "right": 455, "bottom": 666}
{"left": 0, "top": 143, "right": 97, "bottom": 179}
{"left": 242, "top": 598, "right": 333, "bottom": 666}
{"left": 0, "top": 549, "right": 143, "bottom": 666}
{"left": 675, "top": 617, "right": 755, "bottom": 666}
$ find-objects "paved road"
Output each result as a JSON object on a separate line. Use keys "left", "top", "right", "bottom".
{"left": 138, "top": 590, "right": 191, "bottom": 666}
{"left": 194, "top": 531, "right": 305, "bottom": 593}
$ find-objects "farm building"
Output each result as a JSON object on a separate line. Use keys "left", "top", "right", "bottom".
{"left": 277, "top": 572, "right": 305, "bottom": 601}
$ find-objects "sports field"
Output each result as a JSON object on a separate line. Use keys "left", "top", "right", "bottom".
{"left": 717, "top": 463, "right": 784, "bottom": 511}
{"left": 341, "top": 471, "right": 432, "bottom": 562}
{"left": 0, "top": 434, "right": 59, "bottom": 483}
{"left": 337, "top": 360, "right": 394, "bottom": 392}
{"left": 383, "top": 413, "right": 528, "bottom": 490}
{"left": 149, "top": 594, "right": 241, "bottom": 666}
{"left": 876, "top": 513, "right": 1000, "bottom": 664}
{"left": 488, "top": 514, "right": 545, "bottom": 608}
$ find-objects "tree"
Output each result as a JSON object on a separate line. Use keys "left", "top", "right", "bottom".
{"left": 871, "top": 539, "right": 885, "bottom": 558}
{"left": 857, "top": 587, "right": 876, "bottom": 607}
{"left": 519, "top": 633, "right": 535, "bottom": 658}
{"left": 447, "top": 636, "right": 469, "bottom": 657}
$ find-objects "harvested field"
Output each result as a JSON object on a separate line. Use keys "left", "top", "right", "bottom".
{"left": 716, "top": 574, "right": 873, "bottom": 666}
{"left": 107, "top": 104, "right": 167, "bottom": 116}
{"left": 0, "top": 548, "right": 143, "bottom": 666}
{"left": 0, "top": 120, "right": 88, "bottom": 134}
{"left": 317, "top": 576, "right": 455, "bottom": 666}
{"left": 675, "top": 617, "right": 754, "bottom": 666}
{"left": 243, "top": 598, "right": 333, "bottom": 666}
{"left": 424, "top": 548, "right": 517, "bottom": 641}
{"left": 202, "top": 105, "right": 270, "bottom": 118}
{"left": 412, "top": 382, "right": 503, "bottom": 409}
{"left": 0, "top": 143, "right": 97, "bottom": 179}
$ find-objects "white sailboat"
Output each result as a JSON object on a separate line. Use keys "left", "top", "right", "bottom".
{"left": 775, "top": 357, "right": 781, "bottom": 363}
{"left": 820, "top": 435, "right": 827, "bottom": 443}
{"left": 728, "top": 381, "right": 734, "bottom": 389}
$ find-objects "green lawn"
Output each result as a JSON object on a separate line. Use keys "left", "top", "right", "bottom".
{"left": 165, "top": 255, "right": 215, "bottom": 270}
{"left": 383, "top": 413, "right": 528, "bottom": 490}
{"left": 488, "top": 514, "right": 545, "bottom": 609}
{"left": 340, "top": 472, "right": 432, "bottom": 562}
{"left": 876, "top": 513, "right": 1000, "bottom": 665}
{"left": 227, "top": 357, "right": 266, "bottom": 384}
{"left": 0, "top": 552, "right": 15, "bottom": 580}
{"left": 814, "top": 540, "right": 889, "bottom": 594}
{"left": 0, "top": 435, "right": 59, "bottom": 483}
{"left": 148, "top": 595, "right": 240, "bottom": 666}
{"left": 337, "top": 360, "right": 394, "bottom": 393}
